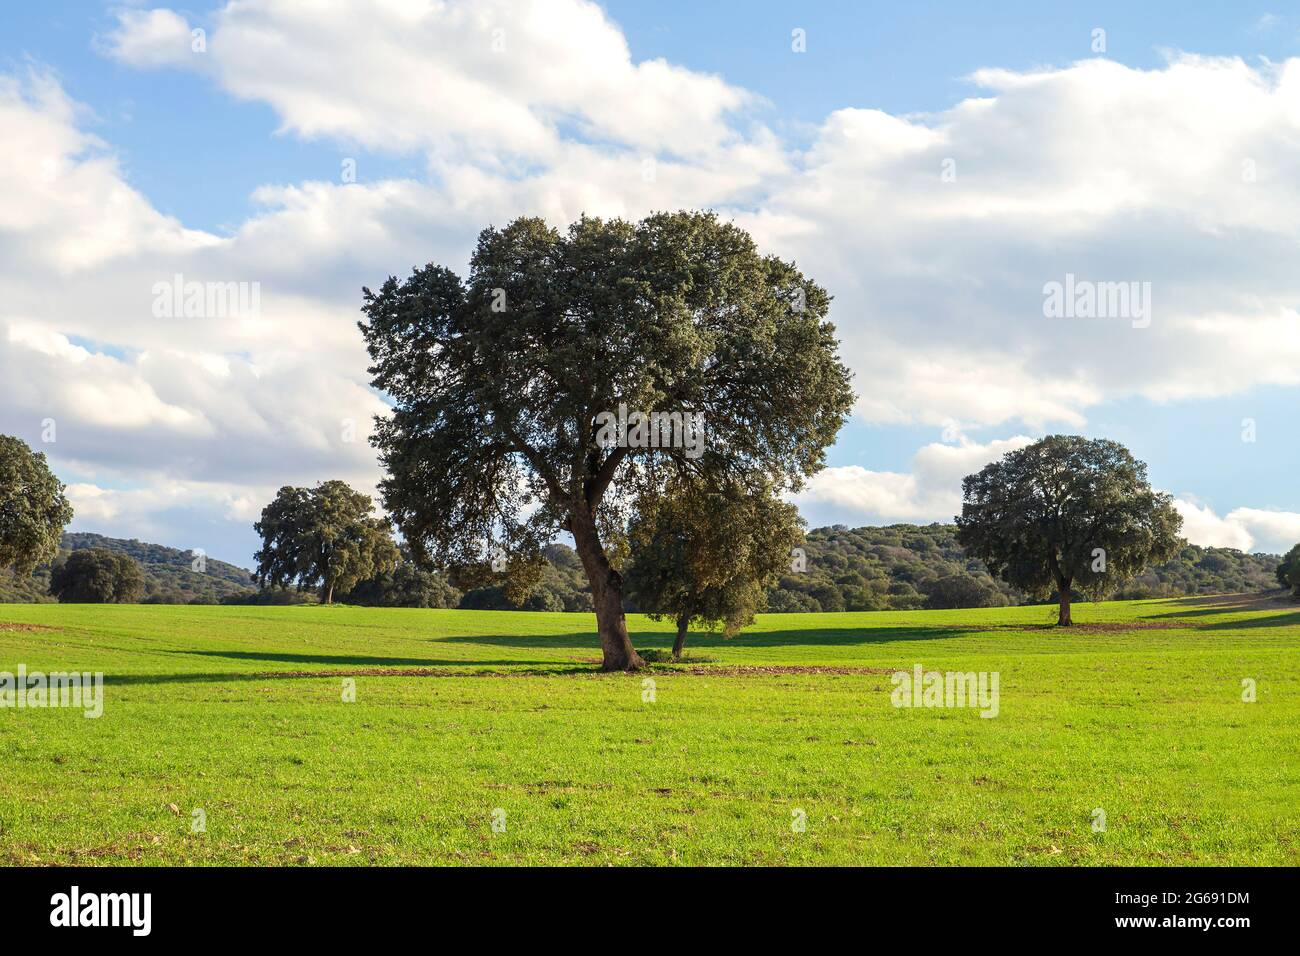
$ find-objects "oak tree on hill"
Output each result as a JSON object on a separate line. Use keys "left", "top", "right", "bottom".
{"left": 956, "top": 436, "right": 1182, "bottom": 626}
{"left": 254, "top": 480, "right": 400, "bottom": 604}
{"left": 360, "top": 211, "right": 854, "bottom": 670}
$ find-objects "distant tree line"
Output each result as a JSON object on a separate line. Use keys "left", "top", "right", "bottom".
{"left": 0, "top": 432, "right": 1293, "bottom": 620}
{"left": 764, "top": 524, "right": 1280, "bottom": 613}
{"left": 245, "top": 516, "right": 1286, "bottom": 614}
{"left": 0, "top": 532, "right": 259, "bottom": 605}
{"left": 1, "top": 515, "right": 1287, "bottom": 612}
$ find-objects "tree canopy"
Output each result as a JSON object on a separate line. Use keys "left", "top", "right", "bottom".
{"left": 49, "top": 548, "right": 145, "bottom": 603}
{"left": 0, "top": 435, "right": 74, "bottom": 576}
{"left": 624, "top": 477, "right": 803, "bottom": 659}
{"left": 254, "top": 480, "right": 400, "bottom": 604}
{"left": 956, "top": 436, "right": 1182, "bottom": 625}
{"left": 339, "top": 549, "right": 462, "bottom": 608}
{"left": 1278, "top": 543, "right": 1300, "bottom": 596}
{"left": 360, "top": 210, "right": 854, "bottom": 669}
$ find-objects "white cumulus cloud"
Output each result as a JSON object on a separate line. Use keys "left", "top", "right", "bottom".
{"left": 0, "top": 2, "right": 1293, "bottom": 561}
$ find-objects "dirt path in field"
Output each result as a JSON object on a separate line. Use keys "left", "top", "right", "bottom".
{"left": 677, "top": 664, "right": 894, "bottom": 675}
{"left": 245, "top": 663, "right": 895, "bottom": 679}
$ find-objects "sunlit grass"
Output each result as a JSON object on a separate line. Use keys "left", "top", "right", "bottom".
{"left": 0, "top": 594, "right": 1296, "bottom": 865}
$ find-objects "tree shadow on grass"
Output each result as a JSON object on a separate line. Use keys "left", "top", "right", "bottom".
{"left": 1137, "top": 592, "right": 1300, "bottom": 628}
{"left": 165, "top": 649, "right": 561, "bottom": 667}
{"left": 97, "top": 627, "right": 983, "bottom": 686}
{"left": 1140, "top": 607, "right": 1251, "bottom": 620}
{"left": 104, "top": 663, "right": 598, "bottom": 685}
{"left": 1138, "top": 591, "right": 1294, "bottom": 617}
{"left": 439, "top": 625, "right": 977, "bottom": 653}
{"left": 1191, "top": 611, "right": 1300, "bottom": 631}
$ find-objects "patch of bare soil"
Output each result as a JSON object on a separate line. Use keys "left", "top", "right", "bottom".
{"left": 250, "top": 663, "right": 894, "bottom": 679}
{"left": 580, "top": 657, "right": 894, "bottom": 675}
{"left": 1056, "top": 621, "right": 1187, "bottom": 633}
{"left": 253, "top": 667, "right": 520, "bottom": 679}
{"left": 677, "top": 664, "right": 894, "bottom": 676}
{"left": 0, "top": 621, "right": 55, "bottom": 633}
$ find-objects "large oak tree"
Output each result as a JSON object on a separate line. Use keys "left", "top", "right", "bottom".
{"left": 956, "top": 435, "right": 1182, "bottom": 625}
{"left": 359, "top": 211, "right": 854, "bottom": 670}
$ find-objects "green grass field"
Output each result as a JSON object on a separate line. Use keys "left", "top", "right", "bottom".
{"left": 1, "top": 595, "right": 1297, "bottom": 865}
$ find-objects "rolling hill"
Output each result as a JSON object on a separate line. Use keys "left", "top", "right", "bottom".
{"left": 0, "top": 532, "right": 255, "bottom": 604}
{"left": 0, "top": 524, "right": 1284, "bottom": 609}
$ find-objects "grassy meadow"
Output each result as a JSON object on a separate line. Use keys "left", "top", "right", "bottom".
{"left": 0, "top": 595, "right": 1297, "bottom": 866}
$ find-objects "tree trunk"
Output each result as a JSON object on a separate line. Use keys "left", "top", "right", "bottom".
{"left": 672, "top": 614, "right": 689, "bottom": 661}
{"left": 1057, "top": 578, "right": 1072, "bottom": 626}
{"left": 571, "top": 510, "right": 644, "bottom": 671}
{"left": 325, "top": 580, "right": 335, "bottom": 605}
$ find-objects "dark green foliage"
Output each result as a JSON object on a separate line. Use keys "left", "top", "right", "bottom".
{"left": 219, "top": 587, "right": 317, "bottom": 606}
{"left": 923, "top": 572, "right": 1011, "bottom": 610}
{"left": 48, "top": 548, "right": 146, "bottom": 603}
{"left": 339, "top": 552, "right": 462, "bottom": 608}
{"left": 1276, "top": 543, "right": 1300, "bottom": 596}
{"left": 0, "top": 532, "right": 256, "bottom": 604}
{"left": 0, "top": 522, "right": 1284, "bottom": 610}
{"left": 765, "top": 523, "right": 1015, "bottom": 612}
{"left": 0, "top": 435, "right": 74, "bottom": 575}
{"left": 457, "top": 544, "right": 591, "bottom": 612}
{"left": 1268, "top": 538, "right": 1300, "bottom": 598}
{"left": 254, "top": 480, "right": 401, "bottom": 604}
{"left": 623, "top": 478, "right": 804, "bottom": 654}
{"left": 0, "top": 565, "right": 55, "bottom": 603}
{"left": 957, "top": 436, "right": 1183, "bottom": 624}
{"left": 359, "top": 211, "right": 855, "bottom": 669}
{"left": 1111, "top": 543, "right": 1282, "bottom": 599}
{"left": 755, "top": 524, "right": 1279, "bottom": 612}
{"left": 66, "top": 532, "right": 254, "bottom": 603}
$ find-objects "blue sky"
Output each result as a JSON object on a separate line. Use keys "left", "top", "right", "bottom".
{"left": 10, "top": 3, "right": 1295, "bottom": 231}
{"left": 1, "top": 1, "right": 1298, "bottom": 567}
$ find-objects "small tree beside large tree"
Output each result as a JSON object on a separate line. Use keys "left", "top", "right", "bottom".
{"left": 624, "top": 477, "right": 804, "bottom": 660}
{"left": 359, "top": 211, "right": 854, "bottom": 670}
{"left": 956, "top": 436, "right": 1182, "bottom": 625}
{"left": 254, "top": 480, "right": 400, "bottom": 604}
{"left": 0, "top": 435, "right": 74, "bottom": 575}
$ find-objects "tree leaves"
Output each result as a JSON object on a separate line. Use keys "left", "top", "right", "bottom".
{"left": 253, "top": 481, "right": 400, "bottom": 602}
{"left": 49, "top": 549, "right": 144, "bottom": 603}
{"left": 358, "top": 211, "right": 855, "bottom": 592}
{"left": 0, "top": 435, "right": 74, "bottom": 576}
{"left": 956, "top": 436, "right": 1184, "bottom": 600}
